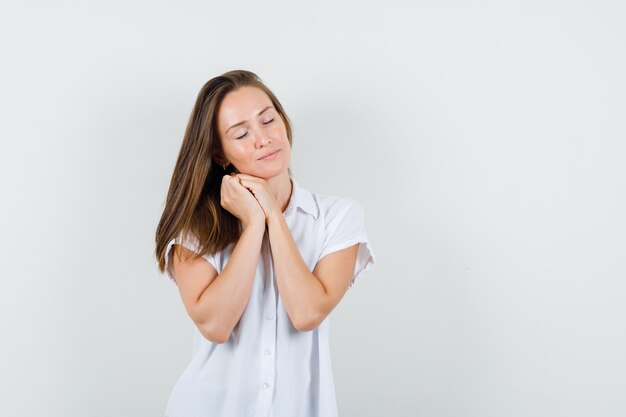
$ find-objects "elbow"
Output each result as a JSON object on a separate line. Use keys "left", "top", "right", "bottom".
{"left": 295, "top": 322, "right": 315, "bottom": 332}
{"left": 198, "top": 321, "right": 230, "bottom": 344}
{"left": 190, "top": 305, "right": 231, "bottom": 344}
{"left": 294, "top": 310, "right": 322, "bottom": 333}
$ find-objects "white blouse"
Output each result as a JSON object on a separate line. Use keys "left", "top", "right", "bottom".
{"left": 163, "top": 177, "right": 376, "bottom": 417}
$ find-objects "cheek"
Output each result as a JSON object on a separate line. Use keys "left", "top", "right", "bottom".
{"left": 232, "top": 141, "right": 248, "bottom": 151}
{"left": 226, "top": 142, "right": 251, "bottom": 160}
{"left": 271, "top": 122, "right": 288, "bottom": 138}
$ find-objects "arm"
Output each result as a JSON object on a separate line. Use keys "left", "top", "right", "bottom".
{"left": 172, "top": 221, "right": 266, "bottom": 343}
{"left": 266, "top": 211, "right": 359, "bottom": 332}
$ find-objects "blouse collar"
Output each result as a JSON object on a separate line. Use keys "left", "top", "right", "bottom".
{"left": 285, "top": 178, "right": 320, "bottom": 219}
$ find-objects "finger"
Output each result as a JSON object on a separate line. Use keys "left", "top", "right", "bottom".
{"left": 223, "top": 177, "right": 239, "bottom": 194}
{"left": 231, "top": 179, "right": 250, "bottom": 193}
{"left": 236, "top": 173, "right": 263, "bottom": 183}
{"left": 238, "top": 178, "right": 258, "bottom": 191}
{"left": 222, "top": 175, "right": 236, "bottom": 190}
{"left": 228, "top": 175, "right": 242, "bottom": 185}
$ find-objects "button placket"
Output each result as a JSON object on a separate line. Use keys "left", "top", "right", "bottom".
{"left": 255, "top": 233, "right": 277, "bottom": 417}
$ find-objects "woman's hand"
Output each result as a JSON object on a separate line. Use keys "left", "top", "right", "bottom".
{"left": 234, "top": 173, "right": 281, "bottom": 222}
{"left": 220, "top": 174, "right": 265, "bottom": 228}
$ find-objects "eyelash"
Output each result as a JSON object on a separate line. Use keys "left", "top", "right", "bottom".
{"left": 236, "top": 119, "right": 274, "bottom": 139}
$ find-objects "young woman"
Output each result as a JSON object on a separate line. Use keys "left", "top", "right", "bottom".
{"left": 155, "top": 69, "right": 376, "bottom": 417}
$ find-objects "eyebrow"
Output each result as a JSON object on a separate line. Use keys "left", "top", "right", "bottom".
{"left": 225, "top": 105, "right": 274, "bottom": 134}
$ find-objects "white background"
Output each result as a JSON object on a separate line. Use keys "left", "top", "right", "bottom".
{"left": 1, "top": 1, "right": 625, "bottom": 416}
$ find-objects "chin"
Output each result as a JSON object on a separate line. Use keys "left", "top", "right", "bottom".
{"left": 249, "top": 165, "right": 289, "bottom": 179}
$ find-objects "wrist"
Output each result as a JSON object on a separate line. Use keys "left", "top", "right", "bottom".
{"left": 242, "top": 218, "right": 266, "bottom": 232}
{"left": 266, "top": 209, "right": 284, "bottom": 227}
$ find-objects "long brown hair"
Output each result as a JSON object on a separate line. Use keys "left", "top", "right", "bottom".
{"left": 155, "top": 69, "right": 293, "bottom": 274}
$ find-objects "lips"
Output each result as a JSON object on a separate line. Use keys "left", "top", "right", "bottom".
{"left": 259, "top": 149, "right": 280, "bottom": 160}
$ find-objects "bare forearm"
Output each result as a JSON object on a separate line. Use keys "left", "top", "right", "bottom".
{"left": 266, "top": 211, "right": 326, "bottom": 331}
{"left": 195, "top": 221, "right": 266, "bottom": 339}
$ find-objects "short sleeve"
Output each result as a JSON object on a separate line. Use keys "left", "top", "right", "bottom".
{"left": 164, "top": 231, "right": 219, "bottom": 286}
{"left": 317, "top": 199, "right": 376, "bottom": 288}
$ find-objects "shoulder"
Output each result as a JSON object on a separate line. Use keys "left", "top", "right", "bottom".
{"left": 165, "top": 230, "right": 224, "bottom": 281}
{"left": 312, "top": 192, "right": 365, "bottom": 226}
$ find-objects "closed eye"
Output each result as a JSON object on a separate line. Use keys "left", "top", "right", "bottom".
{"left": 235, "top": 119, "right": 274, "bottom": 139}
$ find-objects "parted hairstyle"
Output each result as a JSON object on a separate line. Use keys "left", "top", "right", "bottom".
{"left": 155, "top": 69, "right": 294, "bottom": 274}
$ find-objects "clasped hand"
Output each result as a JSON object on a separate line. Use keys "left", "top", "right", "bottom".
{"left": 219, "top": 173, "right": 280, "bottom": 227}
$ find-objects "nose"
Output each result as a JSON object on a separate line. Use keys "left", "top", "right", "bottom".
{"left": 253, "top": 127, "right": 270, "bottom": 148}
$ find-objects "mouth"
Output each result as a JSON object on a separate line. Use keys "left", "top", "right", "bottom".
{"left": 258, "top": 149, "right": 280, "bottom": 160}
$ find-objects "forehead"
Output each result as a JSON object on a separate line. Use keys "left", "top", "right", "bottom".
{"left": 217, "top": 86, "right": 273, "bottom": 126}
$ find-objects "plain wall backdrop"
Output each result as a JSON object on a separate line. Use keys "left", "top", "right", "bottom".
{"left": 1, "top": 1, "right": 625, "bottom": 416}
